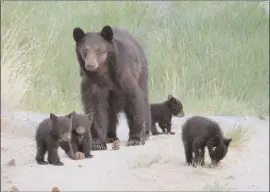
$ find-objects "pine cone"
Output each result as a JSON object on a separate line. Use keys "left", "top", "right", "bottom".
{"left": 112, "top": 140, "right": 120, "bottom": 150}
{"left": 51, "top": 186, "right": 60, "bottom": 192}
{"left": 75, "top": 152, "right": 85, "bottom": 160}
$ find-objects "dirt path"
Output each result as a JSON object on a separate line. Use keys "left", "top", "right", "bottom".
{"left": 1, "top": 112, "right": 269, "bottom": 191}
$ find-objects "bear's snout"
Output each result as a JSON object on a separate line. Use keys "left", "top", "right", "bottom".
{"left": 177, "top": 111, "right": 185, "bottom": 117}
{"left": 85, "top": 63, "right": 98, "bottom": 71}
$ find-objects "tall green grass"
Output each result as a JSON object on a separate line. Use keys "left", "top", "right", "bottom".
{"left": 1, "top": 1, "right": 269, "bottom": 116}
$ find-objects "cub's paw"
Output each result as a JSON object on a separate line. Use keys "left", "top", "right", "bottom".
{"left": 75, "top": 152, "right": 85, "bottom": 160}
{"left": 169, "top": 131, "right": 176, "bottom": 135}
{"left": 52, "top": 161, "right": 64, "bottom": 166}
{"left": 36, "top": 160, "right": 48, "bottom": 165}
{"left": 85, "top": 154, "right": 94, "bottom": 158}
{"left": 126, "top": 138, "right": 140, "bottom": 146}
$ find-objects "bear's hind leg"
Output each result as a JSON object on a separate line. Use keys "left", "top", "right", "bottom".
{"left": 35, "top": 140, "right": 48, "bottom": 165}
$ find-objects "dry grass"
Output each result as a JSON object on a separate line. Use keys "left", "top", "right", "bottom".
{"left": 225, "top": 124, "right": 254, "bottom": 148}
{"left": 200, "top": 180, "right": 231, "bottom": 191}
{"left": 2, "top": 2, "right": 268, "bottom": 115}
{"left": 1, "top": 18, "right": 42, "bottom": 134}
{"left": 1, "top": 25, "right": 38, "bottom": 111}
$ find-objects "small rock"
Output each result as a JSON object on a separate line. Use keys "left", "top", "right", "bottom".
{"left": 51, "top": 186, "right": 60, "bottom": 192}
{"left": 6, "top": 159, "right": 16, "bottom": 167}
{"left": 258, "top": 115, "right": 266, "bottom": 120}
{"left": 78, "top": 164, "right": 82, "bottom": 168}
{"left": 9, "top": 185, "right": 19, "bottom": 192}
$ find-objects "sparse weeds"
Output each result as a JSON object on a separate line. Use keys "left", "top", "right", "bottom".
{"left": 225, "top": 124, "right": 254, "bottom": 148}
{"left": 200, "top": 180, "right": 231, "bottom": 191}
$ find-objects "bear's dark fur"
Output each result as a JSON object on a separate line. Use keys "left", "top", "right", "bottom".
{"left": 181, "top": 116, "right": 232, "bottom": 166}
{"left": 60, "top": 111, "right": 94, "bottom": 159}
{"left": 35, "top": 113, "right": 72, "bottom": 166}
{"left": 150, "top": 95, "right": 184, "bottom": 135}
{"left": 73, "top": 25, "right": 151, "bottom": 151}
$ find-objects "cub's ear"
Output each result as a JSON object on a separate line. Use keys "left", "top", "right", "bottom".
{"left": 101, "top": 25, "right": 113, "bottom": 42}
{"left": 73, "top": 27, "right": 85, "bottom": 42}
{"left": 168, "top": 95, "right": 174, "bottom": 100}
{"left": 66, "top": 111, "right": 76, "bottom": 119}
{"left": 49, "top": 113, "right": 58, "bottom": 123}
{"left": 224, "top": 138, "right": 232, "bottom": 147}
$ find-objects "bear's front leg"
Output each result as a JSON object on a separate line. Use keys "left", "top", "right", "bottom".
{"left": 106, "top": 94, "right": 119, "bottom": 143}
{"left": 151, "top": 123, "right": 163, "bottom": 135}
{"left": 91, "top": 95, "right": 110, "bottom": 151}
{"left": 48, "top": 146, "right": 64, "bottom": 166}
{"left": 81, "top": 84, "right": 109, "bottom": 151}
{"left": 125, "top": 90, "right": 148, "bottom": 146}
{"left": 91, "top": 119, "right": 108, "bottom": 151}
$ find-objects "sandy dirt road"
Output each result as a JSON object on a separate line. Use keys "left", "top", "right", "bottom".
{"left": 1, "top": 111, "right": 269, "bottom": 191}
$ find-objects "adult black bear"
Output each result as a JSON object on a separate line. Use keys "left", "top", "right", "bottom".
{"left": 35, "top": 113, "right": 72, "bottom": 166}
{"left": 150, "top": 95, "right": 184, "bottom": 135}
{"left": 181, "top": 116, "right": 232, "bottom": 166}
{"left": 73, "top": 25, "right": 151, "bottom": 150}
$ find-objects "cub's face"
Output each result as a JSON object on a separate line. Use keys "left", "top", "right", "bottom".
{"left": 50, "top": 113, "right": 72, "bottom": 142}
{"left": 66, "top": 111, "right": 94, "bottom": 135}
{"left": 73, "top": 26, "right": 114, "bottom": 73}
{"left": 167, "top": 95, "right": 185, "bottom": 117}
{"left": 207, "top": 136, "right": 232, "bottom": 165}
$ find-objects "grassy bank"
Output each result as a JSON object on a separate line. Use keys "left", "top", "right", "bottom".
{"left": 1, "top": 1, "right": 269, "bottom": 117}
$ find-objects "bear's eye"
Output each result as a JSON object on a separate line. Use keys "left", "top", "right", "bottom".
{"left": 82, "top": 49, "right": 87, "bottom": 58}
{"left": 96, "top": 49, "right": 102, "bottom": 54}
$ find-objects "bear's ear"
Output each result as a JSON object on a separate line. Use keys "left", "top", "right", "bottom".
{"left": 66, "top": 111, "right": 76, "bottom": 119}
{"left": 73, "top": 27, "right": 85, "bottom": 42}
{"left": 101, "top": 25, "right": 113, "bottom": 42}
{"left": 168, "top": 95, "right": 174, "bottom": 100}
{"left": 224, "top": 138, "right": 232, "bottom": 147}
{"left": 50, "top": 113, "right": 58, "bottom": 124}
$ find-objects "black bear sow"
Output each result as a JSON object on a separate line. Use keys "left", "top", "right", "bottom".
{"left": 151, "top": 95, "right": 184, "bottom": 136}
{"left": 60, "top": 111, "right": 94, "bottom": 159}
{"left": 181, "top": 116, "right": 232, "bottom": 167}
{"left": 35, "top": 113, "right": 72, "bottom": 166}
{"left": 73, "top": 25, "right": 151, "bottom": 151}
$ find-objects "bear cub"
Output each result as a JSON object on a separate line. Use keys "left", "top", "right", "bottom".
{"left": 35, "top": 113, "right": 72, "bottom": 166}
{"left": 60, "top": 111, "right": 94, "bottom": 159}
{"left": 150, "top": 95, "right": 184, "bottom": 135}
{"left": 181, "top": 116, "right": 232, "bottom": 167}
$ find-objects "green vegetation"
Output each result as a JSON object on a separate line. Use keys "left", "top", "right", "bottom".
{"left": 225, "top": 123, "right": 254, "bottom": 148}
{"left": 1, "top": 1, "right": 269, "bottom": 116}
